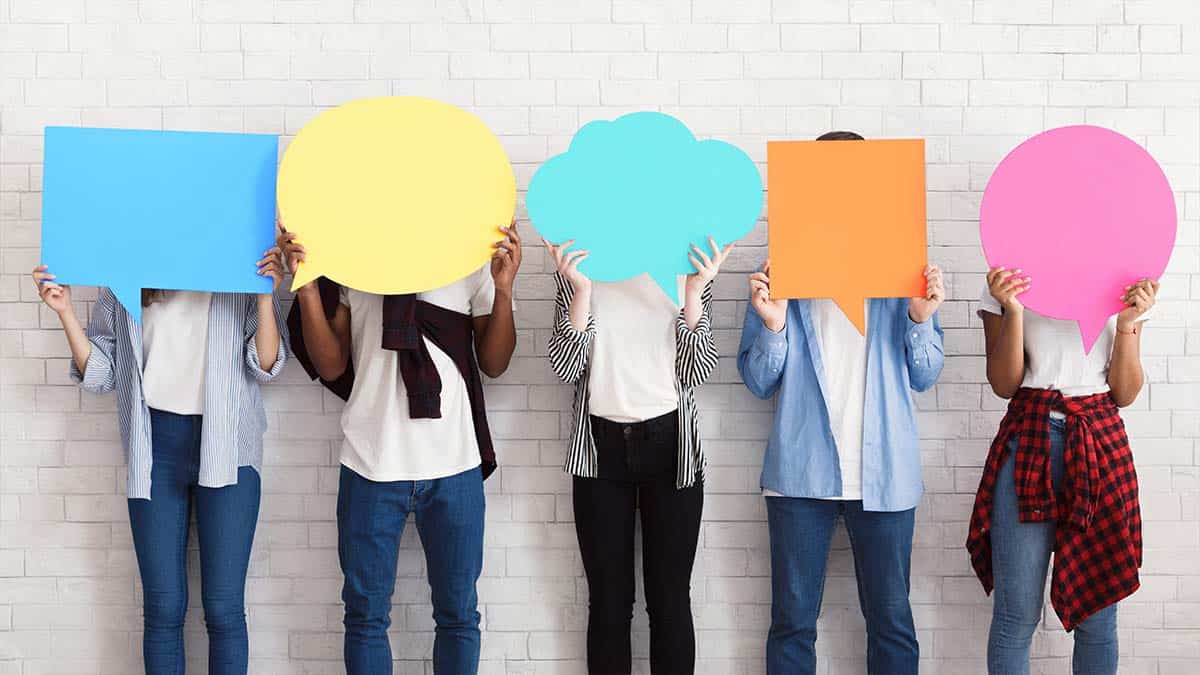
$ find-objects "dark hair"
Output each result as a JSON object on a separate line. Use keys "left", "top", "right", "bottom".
{"left": 816, "top": 130, "right": 865, "bottom": 141}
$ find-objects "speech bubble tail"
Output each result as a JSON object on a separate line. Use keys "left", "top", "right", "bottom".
{"left": 651, "top": 270, "right": 681, "bottom": 305}
{"left": 110, "top": 286, "right": 143, "bottom": 324}
{"left": 833, "top": 296, "right": 867, "bottom": 335}
{"left": 1077, "top": 315, "right": 1109, "bottom": 355}
{"left": 290, "top": 263, "right": 320, "bottom": 293}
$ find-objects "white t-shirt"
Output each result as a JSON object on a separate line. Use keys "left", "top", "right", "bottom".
{"left": 587, "top": 273, "right": 682, "bottom": 423}
{"left": 763, "top": 299, "right": 868, "bottom": 500}
{"left": 977, "top": 285, "right": 1140, "bottom": 398}
{"left": 338, "top": 266, "right": 495, "bottom": 482}
{"left": 141, "top": 291, "right": 212, "bottom": 415}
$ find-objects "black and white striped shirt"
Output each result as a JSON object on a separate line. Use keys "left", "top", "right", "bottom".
{"left": 69, "top": 289, "right": 288, "bottom": 499}
{"left": 547, "top": 273, "right": 718, "bottom": 489}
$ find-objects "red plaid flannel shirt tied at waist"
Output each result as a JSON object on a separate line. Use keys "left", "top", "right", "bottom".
{"left": 966, "top": 387, "right": 1142, "bottom": 631}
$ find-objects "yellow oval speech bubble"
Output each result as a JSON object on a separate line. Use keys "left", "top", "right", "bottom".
{"left": 278, "top": 96, "right": 515, "bottom": 294}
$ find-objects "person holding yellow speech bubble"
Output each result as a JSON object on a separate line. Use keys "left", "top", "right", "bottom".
{"left": 279, "top": 206, "right": 520, "bottom": 674}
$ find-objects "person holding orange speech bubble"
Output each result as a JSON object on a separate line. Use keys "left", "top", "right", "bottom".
{"left": 736, "top": 131, "right": 946, "bottom": 675}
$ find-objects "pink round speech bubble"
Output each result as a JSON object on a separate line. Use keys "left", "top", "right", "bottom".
{"left": 980, "top": 125, "right": 1176, "bottom": 352}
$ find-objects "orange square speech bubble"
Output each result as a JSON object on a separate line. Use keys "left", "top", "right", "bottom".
{"left": 767, "top": 138, "right": 927, "bottom": 334}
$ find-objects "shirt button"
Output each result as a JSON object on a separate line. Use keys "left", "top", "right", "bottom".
{"left": 912, "top": 332, "right": 918, "bottom": 338}
{"left": 623, "top": 426, "right": 632, "bottom": 439}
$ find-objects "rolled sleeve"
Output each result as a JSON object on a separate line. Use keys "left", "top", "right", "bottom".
{"left": 243, "top": 294, "right": 289, "bottom": 382}
{"left": 69, "top": 337, "right": 117, "bottom": 393}
{"left": 674, "top": 284, "right": 718, "bottom": 388}
{"left": 736, "top": 305, "right": 789, "bottom": 399}
{"left": 904, "top": 312, "right": 944, "bottom": 392}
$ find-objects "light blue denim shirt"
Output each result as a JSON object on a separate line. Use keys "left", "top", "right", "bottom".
{"left": 737, "top": 298, "right": 944, "bottom": 512}
{"left": 70, "top": 289, "right": 287, "bottom": 500}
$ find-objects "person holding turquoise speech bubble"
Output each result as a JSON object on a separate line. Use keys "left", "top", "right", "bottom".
{"left": 30, "top": 248, "right": 288, "bottom": 674}
{"left": 536, "top": 111, "right": 755, "bottom": 675}
{"left": 544, "top": 228, "right": 729, "bottom": 675}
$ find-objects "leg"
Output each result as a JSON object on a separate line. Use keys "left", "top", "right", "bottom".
{"left": 638, "top": 478, "right": 703, "bottom": 675}
{"left": 127, "top": 410, "right": 198, "bottom": 675}
{"left": 1071, "top": 602, "right": 1118, "bottom": 675}
{"left": 986, "top": 449, "right": 1056, "bottom": 675}
{"left": 573, "top": 474, "right": 637, "bottom": 674}
{"left": 194, "top": 466, "right": 261, "bottom": 675}
{"left": 842, "top": 502, "right": 920, "bottom": 675}
{"left": 764, "top": 497, "right": 839, "bottom": 675}
{"left": 337, "top": 465, "right": 410, "bottom": 675}
{"left": 413, "top": 467, "right": 486, "bottom": 675}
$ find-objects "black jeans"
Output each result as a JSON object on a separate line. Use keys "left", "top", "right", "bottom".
{"left": 573, "top": 412, "right": 704, "bottom": 675}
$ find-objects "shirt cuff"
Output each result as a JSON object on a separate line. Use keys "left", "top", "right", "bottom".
{"left": 904, "top": 314, "right": 937, "bottom": 346}
{"left": 756, "top": 319, "right": 788, "bottom": 353}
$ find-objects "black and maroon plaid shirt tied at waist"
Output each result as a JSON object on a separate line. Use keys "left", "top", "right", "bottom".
{"left": 966, "top": 387, "right": 1142, "bottom": 631}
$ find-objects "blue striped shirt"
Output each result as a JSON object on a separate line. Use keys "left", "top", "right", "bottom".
{"left": 70, "top": 289, "right": 288, "bottom": 500}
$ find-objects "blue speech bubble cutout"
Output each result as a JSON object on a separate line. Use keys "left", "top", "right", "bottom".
{"left": 527, "top": 112, "right": 763, "bottom": 303}
{"left": 41, "top": 127, "right": 278, "bottom": 323}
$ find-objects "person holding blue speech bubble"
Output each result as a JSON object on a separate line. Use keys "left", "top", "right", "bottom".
{"left": 545, "top": 229, "right": 730, "bottom": 675}
{"left": 30, "top": 249, "right": 288, "bottom": 675}
{"left": 737, "top": 131, "right": 946, "bottom": 675}
{"left": 279, "top": 217, "right": 521, "bottom": 675}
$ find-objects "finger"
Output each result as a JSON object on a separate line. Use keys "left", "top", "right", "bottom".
{"left": 505, "top": 224, "right": 521, "bottom": 244}
{"left": 763, "top": 259, "right": 770, "bottom": 274}
{"left": 688, "top": 253, "right": 704, "bottom": 272}
{"left": 690, "top": 243, "right": 712, "bottom": 267}
{"left": 566, "top": 252, "right": 589, "bottom": 271}
{"left": 749, "top": 280, "right": 767, "bottom": 293}
{"left": 706, "top": 235, "right": 720, "bottom": 259}
{"left": 749, "top": 272, "right": 769, "bottom": 284}
{"left": 719, "top": 242, "right": 735, "bottom": 263}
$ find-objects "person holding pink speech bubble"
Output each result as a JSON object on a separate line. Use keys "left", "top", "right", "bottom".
{"left": 970, "top": 217, "right": 1162, "bottom": 672}
{"left": 967, "top": 125, "right": 1173, "bottom": 675}
{"left": 31, "top": 249, "right": 289, "bottom": 675}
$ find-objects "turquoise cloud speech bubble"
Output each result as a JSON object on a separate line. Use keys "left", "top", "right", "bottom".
{"left": 527, "top": 112, "right": 763, "bottom": 302}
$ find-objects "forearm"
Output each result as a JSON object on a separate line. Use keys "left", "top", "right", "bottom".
{"left": 253, "top": 295, "right": 280, "bottom": 371}
{"left": 986, "top": 311, "right": 1025, "bottom": 398}
{"left": 1107, "top": 331, "right": 1144, "bottom": 406}
{"left": 478, "top": 288, "right": 516, "bottom": 377}
{"left": 567, "top": 285, "right": 591, "bottom": 332}
{"left": 57, "top": 308, "right": 92, "bottom": 374}
{"left": 683, "top": 284, "right": 702, "bottom": 330}
{"left": 297, "top": 288, "right": 347, "bottom": 380}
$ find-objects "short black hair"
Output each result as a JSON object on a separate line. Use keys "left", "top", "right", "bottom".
{"left": 816, "top": 130, "right": 865, "bottom": 141}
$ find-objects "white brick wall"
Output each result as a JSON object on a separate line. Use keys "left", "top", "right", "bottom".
{"left": 1, "top": 1, "right": 1198, "bottom": 673}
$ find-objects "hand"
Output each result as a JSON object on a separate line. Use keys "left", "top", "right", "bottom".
{"left": 544, "top": 238, "right": 591, "bottom": 293}
{"left": 1117, "top": 278, "right": 1158, "bottom": 332}
{"left": 31, "top": 265, "right": 73, "bottom": 315}
{"left": 749, "top": 260, "right": 787, "bottom": 333}
{"left": 256, "top": 247, "right": 284, "bottom": 294}
{"left": 275, "top": 215, "right": 313, "bottom": 294}
{"left": 986, "top": 266, "right": 1029, "bottom": 313}
{"left": 491, "top": 220, "right": 522, "bottom": 294}
{"left": 686, "top": 235, "right": 734, "bottom": 292}
{"left": 908, "top": 264, "right": 945, "bottom": 324}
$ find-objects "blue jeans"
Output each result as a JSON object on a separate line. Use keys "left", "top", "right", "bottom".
{"left": 765, "top": 497, "right": 918, "bottom": 675}
{"left": 127, "top": 409, "right": 261, "bottom": 675}
{"left": 337, "top": 464, "right": 485, "bottom": 675}
{"left": 988, "top": 417, "right": 1119, "bottom": 675}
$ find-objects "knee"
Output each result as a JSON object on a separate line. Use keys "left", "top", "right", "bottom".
{"left": 990, "top": 594, "right": 1042, "bottom": 640}
{"left": 1072, "top": 606, "right": 1118, "bottom": 645}
{"left": 342, "top": 586, "right": 393, "bottom": 630}
{"left": 588, "top": 595, "right": 634, "bottom": 627}
{"left": 143, "top": 590, "right": 187, "bottom": 630}
{"left": 202, "top": 594, "right": 246, "bottom": 635}
{"left": 644, "top": 583, "right": 692, "bottom": 622}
